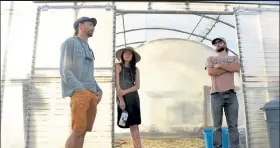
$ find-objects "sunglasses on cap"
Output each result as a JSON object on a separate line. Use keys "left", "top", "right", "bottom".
{"left": 213, "top": 40, "right": 224, "bottom": 46}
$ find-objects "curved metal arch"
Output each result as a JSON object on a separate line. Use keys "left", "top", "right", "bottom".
{"left": 116, "top": 27, "right": 212, "bottom": 41}
{"left": 188, "top": 15, "right": 205, "bottom": 39}
{"left": 201, "top": 15, "right": 221, "bottom": 42}
{"left": 116, "top": 39, "right": 238, "bottom": 56}
{"left": 195, "top": 14, "right": 234, "bottom": 28}
{"left": 116, "top": 13, "right": 235, "bottom": 28}
{"left": 117, "top": 41, "right": 145, "bottom": 48}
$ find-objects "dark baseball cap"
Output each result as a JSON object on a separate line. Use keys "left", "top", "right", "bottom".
{"left": 73, "top": 17, "right": 97, "bottom": 30}
{"left": 212, "top": 37, "right": 227, "bottom": 45}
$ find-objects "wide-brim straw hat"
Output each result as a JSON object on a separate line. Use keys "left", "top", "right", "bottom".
{"left": 116, "top": 46, "right": 141, "bottom": 63}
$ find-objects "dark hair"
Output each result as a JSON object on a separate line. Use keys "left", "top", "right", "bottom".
{"left": 222, "top": 41, "right": 229, "bottom": 54}
{"left": 74, "top": 28, "right": 78, "bottom": 36}
{"left": 224, "top": 43, "right": 229, "bottom": 53}
{"left": 73, "top": 21, "right": 86, "bottom": 36}
{"left": 121, "top": 50, "right": 136, "bottom": 75}
{"left": 225, "top": 47, "right": 229, "bottom": 53}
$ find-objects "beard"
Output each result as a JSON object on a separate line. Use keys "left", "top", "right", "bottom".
{"left": 87, "top": 30, "right": 94, "bottom": 37}
{"left": 216, "top": 46, "right": 228, "bottom": 53}
{"left": 216, "top": 47, "right": 225, "bottom": 52}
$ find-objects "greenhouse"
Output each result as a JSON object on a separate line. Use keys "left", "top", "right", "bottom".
{"left": 1, "top": 1, "right": 279, "bottom": 148}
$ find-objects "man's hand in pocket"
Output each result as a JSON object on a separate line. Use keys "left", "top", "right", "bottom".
{"left": 96, "top": 95, "right": 101, "bottom": 105}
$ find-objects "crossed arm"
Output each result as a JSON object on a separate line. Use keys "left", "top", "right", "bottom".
{"left": 206, "top": 67, "right": 228, "bottom": 76}
{"left": 206, "top": 57, "right": 240, "bottom": 76}
{"left": 207, "top": 63, "right": 240, "bottom": 76}
{"left": 219, "top": 63, "right": 240, "bottom": 72}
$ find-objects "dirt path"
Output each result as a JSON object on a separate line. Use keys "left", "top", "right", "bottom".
{"left": 114, "top": 138, "right": 205, "bottom": 148}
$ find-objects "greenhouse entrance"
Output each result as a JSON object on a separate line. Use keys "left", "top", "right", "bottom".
{"left": 1, "top": 2, "right": 279, "bottom": 148}
{"left": 114, "top": 6, "right": 278, "bottom": 148}
{"left": 114, "top": 8, "right": 242, "bottom": 148}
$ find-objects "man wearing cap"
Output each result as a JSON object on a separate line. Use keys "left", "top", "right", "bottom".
{"left": 205, "top": 37, "right": 241, "bottom": 148}
{"left": 60, "top": 16, "right": 102, "bottom": 148}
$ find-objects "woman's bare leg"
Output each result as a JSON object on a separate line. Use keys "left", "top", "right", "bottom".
{"left": 130, "top": 125, "right": 142, "bottom": 148}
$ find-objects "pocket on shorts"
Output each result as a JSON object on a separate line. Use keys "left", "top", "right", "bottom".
{"left": 71, "top": 92, "right": 90, "bottom": 110}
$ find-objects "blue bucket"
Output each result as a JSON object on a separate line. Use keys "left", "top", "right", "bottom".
{"left": 203, "top": 128, "right": 229, "bottom": 148}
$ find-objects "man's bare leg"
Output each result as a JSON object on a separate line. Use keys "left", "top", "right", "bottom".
{"left": 130, "top": 125, "right": 142, "bottom": 148}
{"left": 65, "top": 131, "right": 86, "bottom": 148}
{"left": 80, "top": 133, "right": 86, "bottom": 148}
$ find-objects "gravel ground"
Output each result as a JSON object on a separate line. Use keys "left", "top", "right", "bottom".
{"left": 114, "top": 138, "right": 205, "bottom": 148}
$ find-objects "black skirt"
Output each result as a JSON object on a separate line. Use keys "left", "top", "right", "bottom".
{"left": 117, "top": 92, "right": 141, "bottom": 128}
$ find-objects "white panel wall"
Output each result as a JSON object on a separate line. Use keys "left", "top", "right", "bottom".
{"left": 1, "top": 2, "right": 115, "bottom": 148}
{"left": 235, "top": 8, "right": 279, "bottom": 148}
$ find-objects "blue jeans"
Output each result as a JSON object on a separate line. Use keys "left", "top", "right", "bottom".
{"left": 211, "top": 91, "right": 240, "bottom": 148}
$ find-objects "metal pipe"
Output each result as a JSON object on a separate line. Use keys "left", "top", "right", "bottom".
{"left": 116, "top": 27, "right": 212, "bottom": 41}
{"left": 224, "top": 4, "right": 229, "bottom": 11}
{"left": 117, "top": 41, "right": 146, "bottom": 48}
{"left": 32, "top": 1, "right": 279, "bottom": 5}
{"left": 201, "top": 15, "right": 220, "bottom": 42}
{"left": 185, "top": 1, "right": 190, "bottom": 10}
{"left": 115, "top": 29, "right": 247, "bottom": 55}
{"left": 111, "top": 3, "right": 117, "bottom": 148}
{"left": 116, "top": 9, "right": 234, "bottom": 15}
{"left": 200, "top": 15, "right": 235, "bottom": 28}
{"left": 38, "top": 4, "right": 113, "bottom": 10}
{"left": 116, "top": 40, "right": 237, "bottom": 56}
{"left": 25, "top": 7, "right": 41, "bottom": 148}
{"left": 74, "top": 2, "right": 86, "bottom": 21}
{"left": 74, "top": 2, "right": 78, "bottom": 20}
{"left": 33, "top": 67, "right": 113, "bottom": 70}
{"left": 188, "top": 1, "right": 279, "bottom": 6}
{"left": 116, "top": 27, "right": 238, "bottom": 55}
{"left": 188, "top": 15, "right": 204, "bottom": 39}
{"left": 234, "top": 7, "right": 279, "bottom": 13}
{"left": 116, "top": 13, "right": 235, "bottom": 28}
{"left": 233, "top": 10, "right": 250, "bottom": 148}
{"left": 33, "top": 1, "right": 79, "bottom": 3}
{"left": 148, "top": 2, "right": 152, "bottom": 10}
{"left": 121, "top": 14, "right": 127, "bottom": 46}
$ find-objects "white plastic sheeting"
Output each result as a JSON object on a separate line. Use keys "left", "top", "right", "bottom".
{"left": 1, "top": 1, "right": 279, "bottom": 148}
{"left": 1, "top": 2, "right": 114, "bottom": 148}
{"left": 1, "top": 2, "right": 38, "bottom": 148}
{"left": 235, "top": 8, "right": 279, "bottom": 148}
{"left": 116, "top": 13, "right": 238, "bottom": 56}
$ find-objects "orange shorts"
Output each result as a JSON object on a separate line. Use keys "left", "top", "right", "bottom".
{"left": 70, "top": 91, "right": 97, "bottom": 132}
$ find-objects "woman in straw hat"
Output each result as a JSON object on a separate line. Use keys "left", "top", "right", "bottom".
{"left": 115, "top": 46, "right": 142, "bottom": 148}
